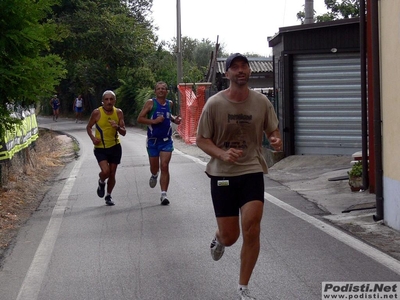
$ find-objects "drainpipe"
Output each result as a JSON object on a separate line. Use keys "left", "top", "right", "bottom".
{"left": 370, "top": 0, "right": 384, "bottom": 221}
{"left": 360, "top": 0, "right": 369, "bottom": 190}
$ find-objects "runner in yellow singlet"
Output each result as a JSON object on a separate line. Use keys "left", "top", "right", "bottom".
{"left": 86, "top": 90, "right": 126, "bottom": 206}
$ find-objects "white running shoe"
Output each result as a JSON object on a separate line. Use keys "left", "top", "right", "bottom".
{"left": 149, "top": 174, "right": 158, "bottom": 188}
{"left": 210, "top": 236, "right": 225, "bottom": 261}
{"left": 238, "top": 288, "right": 256, "bottom": 300}
{"left": 160, "top": 194, "right": 169, "bottom": 205}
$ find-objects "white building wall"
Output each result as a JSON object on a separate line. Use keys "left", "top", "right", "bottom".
{"left": 380, "top": 0, "right": 400, "bottom": 230}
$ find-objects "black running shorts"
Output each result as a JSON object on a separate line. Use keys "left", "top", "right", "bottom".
{"left": 94, "top": 143, "right": 122, "bottom": 165}
{"left": 209, "top": 172, "right": 264, "bottom": 217}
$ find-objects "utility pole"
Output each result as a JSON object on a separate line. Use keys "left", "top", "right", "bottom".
{"left": 304, "top": 0, "right": 314, "bottom": 24}
{"left": 176, "top": 0, "right": 183, "bottom": 84}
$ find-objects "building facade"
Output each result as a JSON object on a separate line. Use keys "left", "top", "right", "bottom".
{"left": 380, "top": 0, "right": 400, "bottom": 230}
{"left": 269, "top": 19, "right": 361, "bottom": 156}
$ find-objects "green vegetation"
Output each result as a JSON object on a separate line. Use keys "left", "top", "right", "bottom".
{"left": 3, "top": 0, "right": 360, "bottom": 137}
{"left": 0, "top": 0, "right": 227, "bottom": 135}
{"left": 348, "top": 161, "right": 363, "bottom": 178}
{"left": 0, "top": 0, "right": 66, "bottom": 137}
{"left": 297, "top": 0, "right": 360, "bottom": 24}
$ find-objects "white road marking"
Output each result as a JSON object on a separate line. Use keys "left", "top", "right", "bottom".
{"left": 264, "top": 192, "right": 400, "bottom": 275}
{"left": 174, "top": 149, "right": 207, "bottom": 166}
{"left": 16, "top": 159, "right": 82, "bottom": 300}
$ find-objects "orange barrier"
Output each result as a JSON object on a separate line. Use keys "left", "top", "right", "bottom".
{"left": 177, "top": 83, "right": 211, "bottom": 144}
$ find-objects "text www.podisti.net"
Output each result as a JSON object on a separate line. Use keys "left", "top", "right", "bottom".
{"left": 322, "top": 282, "right": 399, "bottom": 299}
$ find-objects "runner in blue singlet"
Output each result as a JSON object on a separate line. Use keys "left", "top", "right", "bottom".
{"left": 137, "top": 81, "right": 182, "bottom": 205}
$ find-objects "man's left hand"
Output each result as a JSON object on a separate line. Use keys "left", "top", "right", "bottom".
{"left": 174, "top": 115, "right": 182, "bottom": 125}
{"left": 269, "top": 136, "right": 282, "bottom": 151}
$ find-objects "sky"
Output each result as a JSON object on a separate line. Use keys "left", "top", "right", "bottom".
{"left": 150, "top": 0, "right": 328, "bottom": 57}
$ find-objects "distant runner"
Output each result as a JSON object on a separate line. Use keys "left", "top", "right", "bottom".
{"left": 50, "top": 95, "right": 60, "bottom": 121}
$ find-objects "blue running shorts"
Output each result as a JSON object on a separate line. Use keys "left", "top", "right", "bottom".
{"left": 146, "top": 137, "right": 174, "bottom": 157}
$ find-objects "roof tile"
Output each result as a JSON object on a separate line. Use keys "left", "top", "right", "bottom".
{"left": 216, "top": 58, "right": 273, "bottom": 74}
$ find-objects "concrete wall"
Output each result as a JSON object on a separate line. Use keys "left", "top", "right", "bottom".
{"left": 380, "top": 0, "right": 400, "bottom": 230}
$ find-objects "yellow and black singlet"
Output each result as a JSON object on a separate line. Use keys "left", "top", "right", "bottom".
{"left": 94, "top": 107, "right": 120, "bottom": 148}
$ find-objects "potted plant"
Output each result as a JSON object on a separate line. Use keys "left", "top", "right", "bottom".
{"left": 348, "top": 161, "right": 363, "bottom": 192}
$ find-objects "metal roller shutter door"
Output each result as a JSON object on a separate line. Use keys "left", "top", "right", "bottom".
{"left": 293, "top": 53, "right": 362, "bottom": 155}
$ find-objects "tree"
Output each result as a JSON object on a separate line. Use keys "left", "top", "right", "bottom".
{"left": 146, "top": 44, "right": 177, "bottom": 87}
{"left": 297, "top": 0, "right": 360, "bottom": 24}
{"left": 123, "top": 0, "right": 154, "bottom": 24}
{"left": 51, "top": 0, "right": 157, "bottom": 113}
{"left": 165, "top": 36, "right": 221, "bottom": 84}
{"left": 167, "top": 36, "right": 197, "bottom": 64}
{"left": 115, "top": 65, "right": 155, "bottom": 121}
{"left": 0, "top": 0, "right": 66, "bottom": 136}
{"left": 193, "top": 39, "right": 216, "bottom": 69}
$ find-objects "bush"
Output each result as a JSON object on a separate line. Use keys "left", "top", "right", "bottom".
{"left": 348, "top": 161, "right": 363, "bottom": 177}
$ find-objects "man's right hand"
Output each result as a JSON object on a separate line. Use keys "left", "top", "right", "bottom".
{"left": 218, "top": 148, "right": 243, "bottom": 163}
{"left": 91, "top": 137, "right": 101, "bottom": 145}
{"left": 154, "top": 115, "right": 164, "bottom": 124}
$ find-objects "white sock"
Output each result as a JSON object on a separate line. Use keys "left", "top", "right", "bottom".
{"left": 238, "top": 285, "right": 248, "bottom": 291}
{"left": 161, "top": 191, "right": 167, "bottom": 196}
{"left": 215, "top": 236, "right": 222, "bottom": 245}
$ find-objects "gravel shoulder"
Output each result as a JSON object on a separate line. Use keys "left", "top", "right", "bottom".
{"left": 0, "top": 129, "right": 76, "bottom": 262}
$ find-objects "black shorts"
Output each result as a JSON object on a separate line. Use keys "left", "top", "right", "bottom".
{"left": 94, "top": 143, "right": 122, "bottom": 165}
{"left": 209, "top": 172, "right": 264, "bottom": 217}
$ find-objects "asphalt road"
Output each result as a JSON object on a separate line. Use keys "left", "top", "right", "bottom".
{"left": 0, "top": 116, "right": 399, "bottom": 300}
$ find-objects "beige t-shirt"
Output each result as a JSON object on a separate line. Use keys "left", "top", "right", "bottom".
{"left": 197, "top": 89, "right": 279, "bottom": 176}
